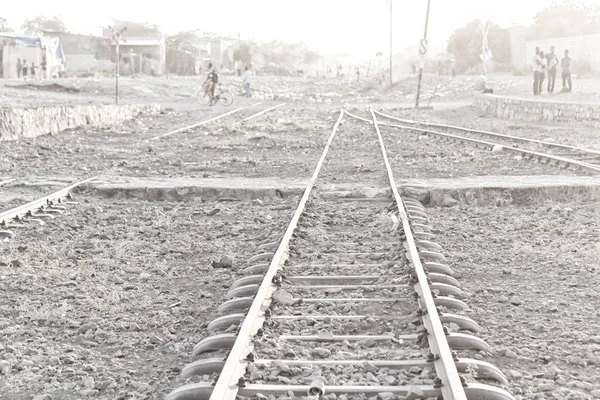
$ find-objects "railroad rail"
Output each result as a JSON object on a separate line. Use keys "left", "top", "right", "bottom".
{"left": 0, "top": 177, "right": 96, "bottom": 241}
{"left": 0, "top": 178, "right": 15, "bottom": 187}
{"left": 373, "top": 110, "right": 600, "bottom": 173}
{"left": 165, "top": 111, "right": 515, "bottom": 400}
{"left": 153, "top": 102, "right": 287, "bottom": 140}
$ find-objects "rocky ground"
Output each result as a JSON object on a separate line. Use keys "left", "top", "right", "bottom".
{"left": 1, "top": 74, "right": 600, "bottom": 400}
{"left": 0, "top": 193, "right": 296, "bottom": 400}
{"left": 428, "top": 200, "right": 600, "bottom": 399}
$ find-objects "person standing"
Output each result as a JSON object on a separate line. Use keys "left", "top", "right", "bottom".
{"left": 546, "top": 46, "right": 559, "bottom": 93}
{"left": 16, "top": 58, "right": 22, "bottom": 80}
{"left": 204, "top": 63, "right": 218, "bottom": 104}
{"left": 533, "top": 47, "right": 542, "bottom": 95}
{"left": 242, "top": 66, "right": 252, "bottom": 97}
{"left": 538, "top": 51, "right": 547, "bottom": 95}
{"left": 22, "top": 60, "right": 29, "bottom": 82}
{"left": 561, "top": 49, "right": 572, "bottom": 92}
{"left": 30, "top": 62, "right": 37, "bottom": 81}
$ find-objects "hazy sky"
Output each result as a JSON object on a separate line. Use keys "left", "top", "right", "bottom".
{"left": 3, "top": 0, "right": 596, "bottom": 56}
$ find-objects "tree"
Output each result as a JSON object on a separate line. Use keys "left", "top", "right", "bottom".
{"left": 530, "top": 1, "right": 600, "bottom": 39}
{"left": 0, "top": 17, "right": 12, "bottom": 32}
{"left": 113, "top": 20, "right": 161, "bottom": 37}
{"left": 21, "top": 16, "right": 67, "bottom": 34}
{"left": 303, "top": 50, "right": 321, "bottom": 65}
{"left": 447, "top": 19, "right": 511, "bottom": 73}
{"left": 234, "top": 42, "right": 254, "bottom": 64}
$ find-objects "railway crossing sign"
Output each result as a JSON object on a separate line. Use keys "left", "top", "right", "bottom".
{"left": 419, "top": 39, "right": 428, "bottom": 56}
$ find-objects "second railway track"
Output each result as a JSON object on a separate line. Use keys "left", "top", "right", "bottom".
{"left": 165, "top": 111, "right": 515, "bottom": 400}
{"left": 372, "top": 110, "right": 600, "bottom": 173}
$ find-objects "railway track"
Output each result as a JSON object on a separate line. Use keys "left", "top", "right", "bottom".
{"left": 371, "top": 110, "right": 600, "bottom": 174}
{"left": 0, "top": 178, "right": 95, "bottom": 241}
{"left": 165, "top": 111, "right": 515, "bottom": 400}
{"left": 153, "top": 102, "right": 287, "bottom": 140}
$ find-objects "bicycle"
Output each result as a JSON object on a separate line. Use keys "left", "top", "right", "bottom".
{"left": 197, "top": 83, "right": 233, "bottom": 107}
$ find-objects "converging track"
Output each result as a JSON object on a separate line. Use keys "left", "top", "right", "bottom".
{"left": 0, "top": 178, "right": 95, "bottom": 241}
{"left": 165, "top": 111, "right": 515, "bottom": 400}
{"left": 371, "top": 110, "right": 600, "bottom": 174}
{"left": 153, "top": 102, "right": 287, "bottom": 140}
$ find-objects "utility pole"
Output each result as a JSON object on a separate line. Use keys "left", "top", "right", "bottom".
{"left": 415, "top": 0, "right": 432, "bottom": 108}
{"left": 389, "top": 0, "right": 393, "bottom": 84}
{"left": 109, "top": 26, "right": 127, "bottom": 104}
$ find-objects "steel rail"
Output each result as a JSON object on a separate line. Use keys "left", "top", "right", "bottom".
{"left": 152, "top": 107, "right": 246, "bottom": 140}
{"left": 0, "top": 177, "right": 97, "bottom": 225}
{"left": 374, "top": 109, "right": 600, "bottom": 157}
{"left": 208, "top": 109, "right": 345, "bottom": 400}
{"left": 347, "top": 112, "right": 600, "bottom": 174}
{"left": 0, "top": 179, "right": 15, "bottom": 187}
{"left": 242, "top": 103, "right": 287, "bottom": 122}
{"left": 370, "top": 110, "right": 467, "bottom": 399}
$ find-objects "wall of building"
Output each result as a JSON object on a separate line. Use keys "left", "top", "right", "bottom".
{"left": 43, "top": 32, "right": 111, "bottom": 60}
{"left": 474, "top": 94, "right": 600, "bottom": 128}
{"left": 525, "top": 33, "right": 600, "bottom": 72}
{"left": 508, "top": 26, "right": 530, "bottom": 72}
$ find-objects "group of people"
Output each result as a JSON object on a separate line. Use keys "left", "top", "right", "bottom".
{"left": 533, "top": 46, "right": 572, "bottom": 95}
{"left": 203, "top": 62, "right": 253, "bottom": 105}
{"left": 16, "top": 58, "right": 39, "bottom": 81}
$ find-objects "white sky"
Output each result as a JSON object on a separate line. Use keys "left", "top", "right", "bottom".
{"left": 2, "top": 0, "right": 596, "bottom": 57}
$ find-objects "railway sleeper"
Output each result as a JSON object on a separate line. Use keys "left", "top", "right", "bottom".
{"left": 417, "top": 240, "right": 443, "bottom": 252}
{"left": 243, "top": 263, "right": 270, "bottom": 275}
{"left": 440, "top": 313, "right": 482, "bottom": 333}
{"left": 248, "top": 252, "right": 274, "bottom": 264}
{"left": 0, "top": 230, "right": 15, "bottom": 239}
{"left": 227, "top": 284, "right": 260, "bottom": 298}
{"left": 165, "top": 381, "right": 515, "bottom": 400}
{"left": 208, "top": 313, "right": 246, "bottom": 331}
{"left": 230, "top": 275, "right": 264, "bottom": 289}
{"left": 423, "top": 261, "right": 456, "bottom": 276}
{"left": 217, "top": 297, "right": 254, "bottom": 313}
{"left": 411, "top": 222, "right": 433, "bottom": 232}
{"left": 174, "top": 357, "right": 508, "bottom": 386}
{"left": 192, "top": 332, "right": 237, "bottom": 356}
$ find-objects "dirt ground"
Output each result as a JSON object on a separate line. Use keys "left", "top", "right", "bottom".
{"left": 2, "top": 74, "right": 600, "bottom": 400}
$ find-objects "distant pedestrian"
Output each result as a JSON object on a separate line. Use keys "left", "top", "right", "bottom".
{"left": 16, "top": 58, "right": 22, "bottom": 80}
{"left": 243, "top": 66, "right": 252, "bottom": 97}
{"left": 546, "top": 46, "right": 559, "bottom": 93}
{"left": 356, "top": 67, "right": 360, "bottom": 82}
{"left": 30, "top": 62, "right": 37, "bottom": 80}
{"left": 533, "top": 47, "right": 542, "bottom": 95}
{"left": 538, "top": 51, "right": 547, "bottom": 95}
{"left": 22, "top": 60, "right": 29, "bottom": 81}
{"left": 561, "top": 49, "right": 572, "bottom": 92}
{"left": 450, "top": 59, "right": 456, "bottom": 78}
{"left": 41, "top": 58, "right": 47, "bottom": 81}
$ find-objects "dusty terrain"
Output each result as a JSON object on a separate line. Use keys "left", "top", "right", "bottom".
{"left": 1, "top": 74, "right": 600, "bottom": 400}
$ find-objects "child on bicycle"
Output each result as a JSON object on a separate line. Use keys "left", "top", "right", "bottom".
{"left": 205, "top": 63, "right": 219, "bottom": 103}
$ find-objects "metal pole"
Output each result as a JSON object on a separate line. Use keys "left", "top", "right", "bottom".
{"left": 115, "top": 43, "right": 120, "bottom": 104}
{"left": 389, "top": 0, "right": 393, "bottom": 85}
{"left": 415, "top": 0, "right": 432, "bottom": 108}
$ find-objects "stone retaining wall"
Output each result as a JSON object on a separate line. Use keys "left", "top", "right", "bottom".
{"left": 0, "top": 103, "right": 160, "bottom": 141}
{"left": 473, "top": 95, "right": 600, "bottom": 128}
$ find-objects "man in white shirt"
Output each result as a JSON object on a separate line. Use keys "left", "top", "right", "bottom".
{"left": 546, "top": 46, "right": 560, "bottom": 93}
{"left": 533, "top": 47, "right": 542, "bottom": 95}
{"left": 243, "top": 66, "right": 252, "bottom": 98}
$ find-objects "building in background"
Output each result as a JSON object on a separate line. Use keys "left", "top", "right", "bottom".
{"left": 41, "top": 30, "right": 112, "bottom": 74}
{"left": 101, "top": 28, "right": 166, "bottom": 75}
{"left": 0, "top": 33, "right": 65, "bottom": 79}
